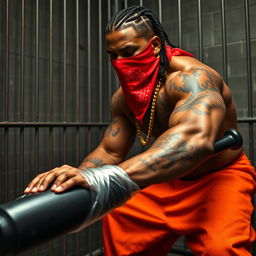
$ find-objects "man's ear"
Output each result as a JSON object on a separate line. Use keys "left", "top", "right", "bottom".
{"left": 151, "top": 36, "right": 161, "bottom": 56}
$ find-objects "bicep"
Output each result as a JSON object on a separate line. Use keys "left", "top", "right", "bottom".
{"left": 100, "top": 115, "right": 136, "bottom": 160}
{"left": 147, "top": 90, "right": 226, "bottom": 171}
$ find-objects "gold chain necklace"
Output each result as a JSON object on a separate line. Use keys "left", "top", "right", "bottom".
{"left": 135, "top": 80, "right": 161, "bottom": 146}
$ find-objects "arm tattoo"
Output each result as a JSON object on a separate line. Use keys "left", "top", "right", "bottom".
{"left": 140, "top": 133, "right": 202, "bottom": 172}
{"left": 169, "top": 68, "right": 225, "bottom": 115}
{"left": 80, "top": 157, "right": 105, "bottom": 169}
{"left": 86, "top": 157, "right": 105, "bottom": 166}
{"left": 104, "top": 119, "right": 121, "bottom": 137}
{"left": 138, "top": 157, "right": 158, "bottom": 172}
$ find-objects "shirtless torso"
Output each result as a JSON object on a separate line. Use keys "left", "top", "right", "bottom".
{"left": 112, "top": 55, "right": 242, "bottom": 180}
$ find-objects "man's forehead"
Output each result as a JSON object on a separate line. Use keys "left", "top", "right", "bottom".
{"left": 106, "top": 27, "right": 144, "bottom": 49}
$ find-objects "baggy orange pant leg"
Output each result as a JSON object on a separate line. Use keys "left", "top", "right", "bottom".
{"left": 181, "top": 153, "right": 256, "bottom": 256}
{"left": 103, "top": 153, "right": 256, "bottom": 256}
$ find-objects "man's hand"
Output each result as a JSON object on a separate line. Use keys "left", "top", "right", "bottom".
{"left": 23, "top": 165, "right": 89, "bottom": 194}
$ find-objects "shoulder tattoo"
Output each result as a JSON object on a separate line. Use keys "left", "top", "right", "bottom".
{"left": 169, "top": 68, "right": 225, "bottom": 115}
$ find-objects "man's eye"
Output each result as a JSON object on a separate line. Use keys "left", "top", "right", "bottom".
{"left": 122, "top": 51, "right": 134, "bottom": 57}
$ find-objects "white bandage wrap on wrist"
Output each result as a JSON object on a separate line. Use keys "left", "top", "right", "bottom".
{"left": 78, "top": 165, "right": 140, "bottom": 229}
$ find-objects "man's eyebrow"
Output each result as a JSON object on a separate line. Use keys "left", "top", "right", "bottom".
{"left": 119, "top": 45, "right": 138, "bottom": 52}
{"left": 106, "top": 45, "right": 138, "bottom": 54}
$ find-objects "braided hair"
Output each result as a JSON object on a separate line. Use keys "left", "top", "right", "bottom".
{"left": 106, "top": 5, "right": 175, "bottom": 83}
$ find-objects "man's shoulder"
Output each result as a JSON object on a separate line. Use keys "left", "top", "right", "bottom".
{"left": 166, "top": 66, "right": 220, "bottom": 83}
{"left": 111, "top": 87, "right": 125, "bottom": 107}
{"left": 165, "top": 66, "right": 223, "bottom": 96}
{"left": 111, "top": 88, "right": 130, "bottom": 117}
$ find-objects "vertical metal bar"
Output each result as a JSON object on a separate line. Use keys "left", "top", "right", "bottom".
{"left": 35, "top": 0, "right": 39, "bottom": 122}
{"left": 76, "top": 132, "right": 80, "bottom": 166}
{"left": 35, "top": 0, "right": 39, "bottom": 174}
{"left": 35, "top": 125, "right": 39, "bottom": 172}
{"left": 220, "top": 0, "right": 227, "bottom": 82}
{"left": 158, "top": 0, "right": 162, "bottom": 22}
{"left": 244, "top": 0, "right": 254, "bottom": 164}
{"left": 76, "top": 1, "right": 80, "bottom": 162}
{"left": 63, "top": 1, "right": 68, "bottom": 255}
{"left": 88, "top": 0, "right": 91, "bottom": 123}
{"left": 49, "top": 0, "right": 53, "bottom": 124}
{"left": 64, "top": 0, "right": 67, "bottom": 123}
{"left": 87, "top": 2, "right": 92, "bottom": 254}
{"left": 178, "top": 0, "right": 182, "bottom": 48}
{"left": 35, "top": 0, "right": 39, "bottom": 248}
{"left": 49, "top": 0, "right": 53, "bottom": 169}
{"left": 76, "top": 0, "right": 80, "bottom": 124}
{"left": 197, "top": 0, "right": 202, "bottom": 61}
{"left": 20, "top": 0, "right": 25, "bottom": 194}
{"left": 139, "top": 0, "right": 143, "bottom": 6}
{"left": 35, "top": 5, "right": 40, "bottom": 256}
{"left": 99, "top": 0, "right": 103, "bottom": 122}
{"left": 5, "top": 0, "right": 9, "bottom": 202}
{"left": 124, "top": 0, "right": 128, "bottom": 8}
{"left": 107, "top": 0, "right": 112, "bottom": 106}
{"left": 49, "top": 2, "right": 53, "bottom": 255}
{"left": 63, "top": 0, "right": 67, "bottom": 166}
{"left": 48, "top": 18, "right": 54, "bottom": 256}
{"left": 4, "top": 128, "right": 8, "bottom": 201}
{"left": 76, "top": 1, "right": 80, "bottom": 254}
{"left": 5, "top": 0, "right": 9, "bottom": 122}
{"left": 21, "top": 0, "right": 25, "bottom": 122}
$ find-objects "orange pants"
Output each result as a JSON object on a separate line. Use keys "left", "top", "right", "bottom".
{"left": 103, "top": 153, "right": 256, "bottom": 256}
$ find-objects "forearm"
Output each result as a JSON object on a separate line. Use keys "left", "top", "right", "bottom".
{"left": 79, "top": 115, "right": 136, "bottom": 170}
{"left": 79, "top": 146, "right": 123, "bottom": 170}
{"left": 119, "top": 129, "right": 214, "bottom": 187}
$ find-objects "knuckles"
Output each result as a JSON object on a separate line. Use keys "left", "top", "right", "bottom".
{"left": 61, "top": 164, "right": 71, "bottom": 168}
{"left": 27, "top": 165, "right": 85, "bottom": 192}
{"left": 43, "top": 175, "right": 54, "bottom": 181}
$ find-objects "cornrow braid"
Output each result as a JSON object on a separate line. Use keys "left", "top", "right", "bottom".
{"left": 106, "top": 5, "right": 176, "bottom": 83}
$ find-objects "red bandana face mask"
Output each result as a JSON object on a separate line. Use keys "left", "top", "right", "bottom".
{"left": 111, "top": 38, "right": 159, "bottom": 123}
{"left": 111, "top": 39, "right": 193, "bottom": 123}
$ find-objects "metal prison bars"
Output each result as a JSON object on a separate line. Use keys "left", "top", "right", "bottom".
{"left": 0, "top": 0, "right": 255, "bottom": 256}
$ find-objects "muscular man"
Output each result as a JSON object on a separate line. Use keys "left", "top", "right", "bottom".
{"left": 24, "top": 6, "right": 255, "bottom": 256}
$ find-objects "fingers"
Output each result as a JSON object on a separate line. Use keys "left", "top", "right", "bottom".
{"left": 50, "top": 169, "right": 77, "bottom": 191}
{"left": 23, "top": 165, "right": 88, "bottom": 194}
{"left": 37, "top": 168, "right": 62, "bottom": 192}
{"left": 24, "top": 165, "right": 70, "bottom": 194}
{"left": 53, "top": 175, "right": 89, "bottom": 193}
{"left": 23, "top": 174, "right": 43, "bottom": 193}
{"left": 23, "top": 172, "right": 54, "bottom": 194}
